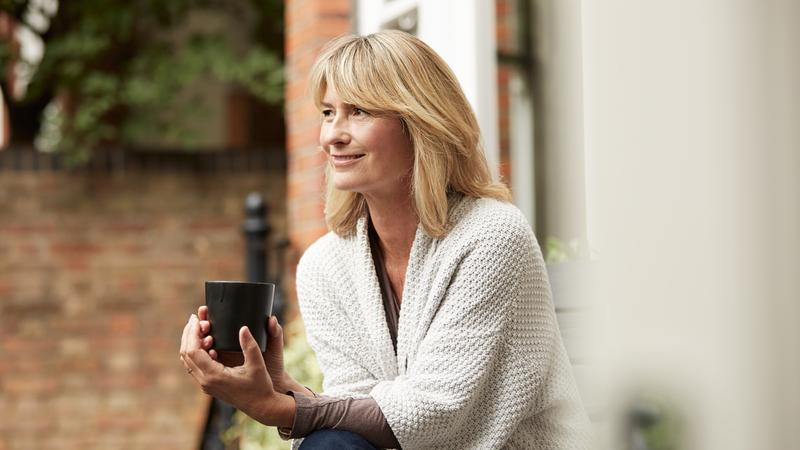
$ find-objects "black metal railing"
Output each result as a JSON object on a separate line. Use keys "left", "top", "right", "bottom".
{"left": 0, "top": 146, "right": 286, "bottom": 174}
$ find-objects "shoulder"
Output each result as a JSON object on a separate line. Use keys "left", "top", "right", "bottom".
{"left": 296, "top": 231, "right": 351, "bottom": 280}
{"left": 447, "top": 196, "right": 536, "bottom": 252}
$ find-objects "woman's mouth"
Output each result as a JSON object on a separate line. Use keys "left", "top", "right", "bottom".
{"left": 331, "top": 154, "right": 365, "bottom": 167}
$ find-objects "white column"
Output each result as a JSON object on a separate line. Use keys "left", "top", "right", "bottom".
{"left": 509, "top": 73, "right": 535, "bottom": 227}
{"left": 417, "top": 0, "right": 500, "bottom": 179}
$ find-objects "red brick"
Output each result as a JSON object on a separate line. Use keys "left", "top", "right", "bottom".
{"left": 0, "top": 224, "right": 56, "bottom": 233}
{"left": 109, "top": 314, "right": 138, "bottom": 336}
{"left": 3, "top": 376, "right": 58, "bottom": 395}
{"left": 0, "top": 281, "right": 10, "bottom": 296}
{"left": 50, "top": 242, "right": 101, "bottom": 255}
{"left": 318, "top": 0, "right": 350, "bottom": 15}
{"left": 101, "top": 222, "right": 150, "bottom": 233}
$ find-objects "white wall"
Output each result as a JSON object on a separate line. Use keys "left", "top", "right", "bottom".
{"left": 525, "top": 0, "right": 587, "bottom": 242}
{"left": 581, "top": 0, "right": 800, "bottom": 448}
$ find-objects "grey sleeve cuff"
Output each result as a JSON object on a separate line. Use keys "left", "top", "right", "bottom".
{"left": 277, "top": 391, "right": 400, "bottom": 449}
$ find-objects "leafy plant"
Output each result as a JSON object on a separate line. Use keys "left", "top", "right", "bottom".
{"left": 0, "top": 0, "right": 284, "bottom": 163}
{"left": 544, "top": 236, "right": 583, "bottom": 263}
{"left": 628, "top": 390, "right": 686, "bottom": 450}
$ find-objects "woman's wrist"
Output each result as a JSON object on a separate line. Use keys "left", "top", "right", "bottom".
{"left": 252, "top": 392, "right": 296, "bottom": 428}
{"left": 276, "top": 373, "right": 308, "bottom": 395}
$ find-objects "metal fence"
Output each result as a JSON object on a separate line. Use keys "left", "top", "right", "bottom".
{"left": 0, "top": 146, "right": 286, "bottom": 174}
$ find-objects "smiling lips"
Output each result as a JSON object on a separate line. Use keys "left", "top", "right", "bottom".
{"left": 330, "top": 154, "right": 365, "bottom": 167}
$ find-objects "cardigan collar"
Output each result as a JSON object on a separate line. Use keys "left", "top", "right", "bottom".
{"left": 350, "top": 192, "right": 468, "bottom": 379}
{"left": 352, "top": 214, "right": 412, "bottom": 379}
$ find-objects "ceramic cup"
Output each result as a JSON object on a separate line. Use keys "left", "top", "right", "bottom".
{"left": 205, "top": 281, "right": 274, "bottom": 352}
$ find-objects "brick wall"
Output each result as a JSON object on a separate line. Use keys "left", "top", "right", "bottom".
{"left": 496, "top": 0, "right": 518, "bottom": 185}
{"left": 0, "top": 166, "right": 286, "bottom": 449}
{"left": 284, "top": 0, "right": 353, "bottom": 251}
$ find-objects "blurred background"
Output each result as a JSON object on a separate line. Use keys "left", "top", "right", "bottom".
{"left": 0, "top": 0, "right": 797, "bottom": 449}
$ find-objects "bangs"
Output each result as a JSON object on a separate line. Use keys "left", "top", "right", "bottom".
{"left": 309, "top": 35, "right": 403, "bottom": 113}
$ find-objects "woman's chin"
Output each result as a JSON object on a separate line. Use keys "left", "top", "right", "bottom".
{"left": 332, "top": 179, "right": 365, "bottom": 193}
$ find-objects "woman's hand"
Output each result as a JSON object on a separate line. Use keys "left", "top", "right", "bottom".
{"left": 262, "top": 315, "right": 311, "bottom": 395}
{"left": 179, "top": 314, "right": 296, "bottom": 427}
{"left": 193, "top": 306, "right": 311, "bottom": 396}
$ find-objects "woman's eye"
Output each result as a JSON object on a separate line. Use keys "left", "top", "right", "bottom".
{"left": 321, "top": 109, "right": 333, "bottom": 119}
{"left": 353, "top": 108, "right": 368, "bottom": 117}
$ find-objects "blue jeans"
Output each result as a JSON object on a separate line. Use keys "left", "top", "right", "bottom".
{"left": 299, "top": 430, "right": 378, "bottom": 450}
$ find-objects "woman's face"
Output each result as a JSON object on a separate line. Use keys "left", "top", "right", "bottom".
{"left": 319, "top": 86, "right": 414, "bottom": 199}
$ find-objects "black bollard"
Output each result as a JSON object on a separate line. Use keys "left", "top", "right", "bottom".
{"left": 242, "top": 192, "right": 270, "bottom": 283}
{"left": 242, "top": 192, "right": 284, "bottom": 320}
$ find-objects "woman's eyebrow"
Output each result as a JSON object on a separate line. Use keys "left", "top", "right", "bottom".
{"left": 320, "top": 101, "right": 357, "bottom": 109}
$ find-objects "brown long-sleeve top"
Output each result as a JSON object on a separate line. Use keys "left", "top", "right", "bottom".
{"left": 279, "top": 220, "right": 401, "bottom": 449}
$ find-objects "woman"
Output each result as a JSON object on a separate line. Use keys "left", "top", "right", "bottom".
{"left": 180, "top": 30, "right": 590, "bottom": 449}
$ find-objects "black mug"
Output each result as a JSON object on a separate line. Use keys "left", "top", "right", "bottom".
{"left": 205, "top": 281, "right": 274, "bottom": 352}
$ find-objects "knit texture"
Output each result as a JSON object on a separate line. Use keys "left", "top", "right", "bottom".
{"left": 295, "top": 195, "right": 591, "bottom": 449}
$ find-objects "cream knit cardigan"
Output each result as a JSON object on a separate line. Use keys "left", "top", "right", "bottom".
{"left": 295, "top": 195, "right": 591, "bottom": 449}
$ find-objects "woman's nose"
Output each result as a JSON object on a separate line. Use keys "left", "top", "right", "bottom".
{"left": 320, "top": 116, "right": 351, "bottom": 148}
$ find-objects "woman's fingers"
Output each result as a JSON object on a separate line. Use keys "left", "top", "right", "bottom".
{"left": 239, "top": 326, "right": 266, "bottom": 370}
{"left": 265, "top": 316, "right": 284, "bottom": 362}
{"left": 268, "top": 315, "right": 283, "bottom": 340}
{"left": 179, "top": 314, "right": 192, "bottom": 357}
{"left": 198, "top": 305, "right": 208, "bottom": 321}
{"left": 180, "top": 309, "right": 218, "bottom": 382}
{"left": 184, "top": 347, "right": 223, "bottom": 396}
{"left": 199, "top": 320, "right": 211, "bottom": 336}
{"left": 185, "top": 315, "right": 204, "bottom": 351}
{"left": 184, "top": 350, "right": 204, "bottom": 380}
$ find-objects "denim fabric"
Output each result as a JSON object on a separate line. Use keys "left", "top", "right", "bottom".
{"left": 298, "top": 429, "right": 379, "bottom": 450}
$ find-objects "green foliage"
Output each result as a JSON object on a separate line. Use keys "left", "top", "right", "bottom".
{"left": 221, "top": 318, "right": 324, "bottom": 450}
{"left": 0, "top": 0, "right": 284, "bottom": 163}
{"left": 544, "top": 236, "right": 583, "bottom": 263}
{"left": 634, "top": 392, "right": 686, "bottom": 450}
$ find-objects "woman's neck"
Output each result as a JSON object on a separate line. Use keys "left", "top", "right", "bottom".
{"left": 363, "top": 192, "right": 418, "bottom": 261}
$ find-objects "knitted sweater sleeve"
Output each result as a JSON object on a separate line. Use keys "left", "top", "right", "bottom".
{"left": 295, "top": 240, "right": 381, "bottom": 398}
{"left": 370, "top": 212, "right": 558, "bottom": 449}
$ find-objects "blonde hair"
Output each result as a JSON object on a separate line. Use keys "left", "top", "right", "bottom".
{"left": 309, "top": 30, "right": 511, "bottom": 237}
